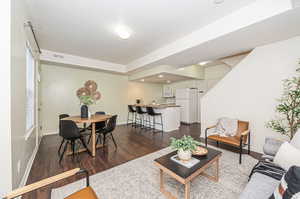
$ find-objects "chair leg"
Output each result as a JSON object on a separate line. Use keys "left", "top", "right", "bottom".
{"left": 96, "top": 134, "right": 100, "bottom": 146}
{"left": 59, "top": 141, "right": 68, "bottom": 163}
{"left": 127, "top": 112, "right": 129, "bottom": 125}
{"left": 160, "top": 115, "right": 163, "bottom": 133}
{"left": 205, "top": 129, "right": 208, "bottom": 147}
{"left": 103, "top": 134, "right": 106, "bottom": 147}
{"left": 153, "top": 117, "right": 156, "bottom": 132}
{"left": 72, "top": 141, "right": 75, "bottom": 161}
{"left": 141, "top": 114, "right": 144, "bottom": 129}
{"left": 87, "top": 134, "right": 92, "bottom": 144}
{"left": 58, "top": 139, "right": 65, "bottom": 156}
{"left": 110, "top": 133, "right": 117, "bottom": 149}
{"left": 239, "top": 143, "right": 243, "bottom": 164}
{"left": 248, "top": 133, "right": 251, "bottom": 155}
{"left": 152, "top": 117, "right": 155, "bottom": 132}
{"left": 133, "top": 113, "right": 136, "bottom": 127}
{"left": 80, "top": 137, "right": 92, "bottom": 156}
{"left": 134, "top": 113, "right": 137, "bottom": 128}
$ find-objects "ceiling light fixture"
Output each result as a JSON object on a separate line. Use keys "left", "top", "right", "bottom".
{"left": 115, "top": 25, "right": 131, "bottom": 39}
{"left": 199, "top": 61, "right": 211, "bottom": 66}
{"left": 167, "top": 80, "right": 171, "bottom": 83}
{"left": 158, "top": 74, "right": 164, "bottom": 78}
{"left": 214, "top": 0, "right": 224, "bottom": 4}
{"left": 178, "top": 68, "right": 185, "bottom": 71}
{"left": 140, "top": 79, "right": 145, "bottom": 82}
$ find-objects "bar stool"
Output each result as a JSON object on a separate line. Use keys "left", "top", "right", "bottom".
{"left": 127, "top": 105, "right": 136, "bottom": 126}
{"left": 135, "top": 106, "right": 149, "bottom": 129}
{"left": 146, "top": 106, "right": 163, "bottom": 133}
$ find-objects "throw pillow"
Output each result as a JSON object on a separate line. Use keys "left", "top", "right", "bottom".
{"left": 291, "top": 130, "right": 300, "bottom": 150}
{"left": 273, "top": 142, "right": 300, "bottom": 171}
{"left": 269, "top": 166, "right": 300, "bottom": 199}
{"left": 214, "top": 117, "right": 238, "bottom": 137}
{"left": 263, "top": 137, "right": 284, "bottom": 156}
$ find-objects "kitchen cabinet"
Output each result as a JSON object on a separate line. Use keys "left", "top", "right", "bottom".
{"left": 163, "top": 86, "right": 174, "bottom": 98}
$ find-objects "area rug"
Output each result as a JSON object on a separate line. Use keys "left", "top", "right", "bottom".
{"left": 51, "top": 146, "right": 258, "bottom": 199}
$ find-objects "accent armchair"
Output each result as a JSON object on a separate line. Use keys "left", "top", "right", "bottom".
{"left": 205, "top": 120, "right": 250, "bottom": 164}
{"left": 3, "top": 168, "right": 99, "bottom": 199}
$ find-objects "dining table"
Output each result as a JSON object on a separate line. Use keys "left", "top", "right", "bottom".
{"left": 62, "top": 114, "right": 111, "bottom": 157}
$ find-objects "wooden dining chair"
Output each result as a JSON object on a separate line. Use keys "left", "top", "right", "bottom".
{"left": 3, "top": 168, "right": 100, "bottom": 199}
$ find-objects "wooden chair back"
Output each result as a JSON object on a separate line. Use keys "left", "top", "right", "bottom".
{"left": 235, "top": 120, "right": 249, "bottom": 143}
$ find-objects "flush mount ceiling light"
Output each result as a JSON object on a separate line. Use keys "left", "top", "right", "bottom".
{"left": 167, "top": 80, "right": 171, "bottom": 83}
{"left": 158, "top": 74, "right": 164, "bottom": 78}
{"left": 140, "top": 79, "right": 145, "bottom": 82}
{"left": 115, "top": 25, "right": 131, "bottom": 39}
{"left": 214, "top": 0, "right": 224, "bottom": 4}
{"left": 178, "top": 68, "right": 185, "bottom": 71}
{"left": 199, "top": 61, "right": 211, "bottom": 66}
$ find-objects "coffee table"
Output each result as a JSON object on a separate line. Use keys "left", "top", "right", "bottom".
{"left": 154, "top": 147, "right": 222, "bottom": 199}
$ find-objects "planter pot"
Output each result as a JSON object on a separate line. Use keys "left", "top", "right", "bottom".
{"left": 81, "top": 105, "right": 89, "bottom": 118}
{"left": 177, "top": 149, "right": 192, "bottom": 161}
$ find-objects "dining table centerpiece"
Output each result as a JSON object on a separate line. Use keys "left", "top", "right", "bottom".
{"left": 170, "top": 135, "right": 200, "bottom": 161}
{"left": 76, "top": 80, "right": 101, "bottom": 118}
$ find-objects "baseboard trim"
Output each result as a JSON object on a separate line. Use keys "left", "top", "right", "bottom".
{"left": 43, "top": 131, "right": 58, "bottom": 136}
{"left": 18, "top": 138, "right": 41, "bottom": 188}
{"left": 117, "top": 121, "right": 128, "bottom": 126}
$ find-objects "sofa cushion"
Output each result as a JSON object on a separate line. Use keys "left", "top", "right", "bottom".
{"left": 239, "top": 173, "right": 280, "bottom": 199}
{"left": 274, "top": 142, "right": 300, "bottom": 171}
{"left": 291, "top": 130, "right": 300, "bottom": 150}
{"left": 269, "top": 166, "right": 300, "bottom": 199}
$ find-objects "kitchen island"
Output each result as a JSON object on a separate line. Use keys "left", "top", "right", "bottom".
{"left": 133, "top": 104, "right": 181, "bottom": 132}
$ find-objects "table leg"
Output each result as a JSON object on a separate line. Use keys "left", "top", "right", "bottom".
{"left": 159, "top": 169, "right": 177, "bottom": 199}
{"left": 160, "top": 169, "right": 164, "bottom": 192}
{"left": 92, "top": 122, "right": 96, "bottom": 157}
{"left": 216, "top": 157, "right": 219, "bottom": 182}
{"left": 184, "top": 182, "right": 190, "bottom": 199}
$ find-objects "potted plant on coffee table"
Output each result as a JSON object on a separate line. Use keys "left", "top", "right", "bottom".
{"left": 170, "top": 135, "right": 200, "bottom": 161}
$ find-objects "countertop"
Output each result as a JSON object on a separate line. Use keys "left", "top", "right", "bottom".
{"left": 133, "top": 104, "right": 180, "bottom": 109}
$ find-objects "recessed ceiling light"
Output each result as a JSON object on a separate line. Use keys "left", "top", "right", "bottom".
{"left": 178, "top": 68, "right": 185, "bottom": 71}
{"left": 167, "top": 80, "right": 171, "bottom": 83}
{"left": 199, "top": 61, "right": 211, "bottom": 66}
{"left": 140, "top": 79, "right": 145, "bottom": 82}
{"left": 115, "top": 25, "right": 131, "bottom": 39}
{"left": 158, "top": 74, "right": 164, "bottom": 78}
{"left": 214, "top": 0, "right": 224, "bottom": 4}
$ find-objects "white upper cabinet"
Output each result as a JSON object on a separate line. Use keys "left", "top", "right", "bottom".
{"left": 163, "top": 87, "right": 174, "bottom": 98}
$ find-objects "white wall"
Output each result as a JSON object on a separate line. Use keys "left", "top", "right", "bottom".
{"left": 0, "top": 0, "right": 12, "bottom": 195}
{"left": 163, "top": 64, "right": 232, "bottom": 96}
{"left": 40, "top": 63, "right": 163, "bottom": 135}
{"left": 201, "top": 36, "right": 300, "bottom": 153}
{"left": 203, "top": 64, "right": 232, "bottom": 91}
{"left": 10, "top": 0, "right": 39, "bottom": 190}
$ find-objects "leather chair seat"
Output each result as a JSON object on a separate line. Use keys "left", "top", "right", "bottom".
{"left": 65, "top": 186, "right": 99, "bottom": 199}
{"left": 208, "top": 134, "right": 241, "bottom": 146}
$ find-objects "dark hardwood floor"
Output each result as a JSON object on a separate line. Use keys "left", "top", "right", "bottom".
{"left": 23, "top": 124, "right": 260, "bottom": 199}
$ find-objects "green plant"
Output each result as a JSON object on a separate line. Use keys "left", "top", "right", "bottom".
{"left": 170, "top": 135, "right": 200, "bottom": 151}
{"left": 266, "top": 62, "right": 300, "bottom": 139}
{"left": 79, "top": 95, "right": 94, "bottom": 106}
